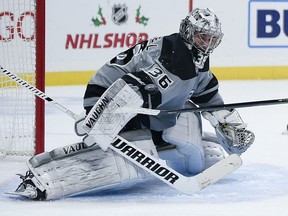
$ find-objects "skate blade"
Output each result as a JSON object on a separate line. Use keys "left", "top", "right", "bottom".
{"left": 5, "top": 191, "right": 32, "bottom": 198}
{"left": 5, "top": 188, "right": 37, "bottom": 199}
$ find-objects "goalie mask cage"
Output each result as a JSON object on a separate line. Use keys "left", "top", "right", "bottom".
{"left": 0, "top": 0, "right": 45, "bottom": 156}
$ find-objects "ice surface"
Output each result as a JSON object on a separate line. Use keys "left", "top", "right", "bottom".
{"left": 1, "top": 80, "right": 288, "bottom": 216}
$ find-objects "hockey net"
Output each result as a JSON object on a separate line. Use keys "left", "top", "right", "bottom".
{"left": 0, "top": 0, "right": 45, "bottom": 157}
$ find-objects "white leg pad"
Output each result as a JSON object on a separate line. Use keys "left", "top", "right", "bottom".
{"left": 161, "top": 112, "right": 205, "bottom": 175}
{"left": 27, "top": 129, "right": 157, "bottom": 200}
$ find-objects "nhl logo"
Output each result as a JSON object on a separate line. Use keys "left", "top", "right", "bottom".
{"left": 112, "top": 4, "right": 128, "bottom": 25}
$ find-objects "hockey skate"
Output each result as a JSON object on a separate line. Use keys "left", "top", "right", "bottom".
{"left": 6, "top": 171, "right": 46, "bottom": 200}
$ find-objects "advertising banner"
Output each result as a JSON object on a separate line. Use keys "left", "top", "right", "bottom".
{"left": 46, "top": 0, "right": 191, "bottom": 72}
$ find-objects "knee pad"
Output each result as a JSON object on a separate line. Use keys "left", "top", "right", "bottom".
{"left": 202, "top": 132, "right": 226, "bottom": 169}
{"left": 160, "top": 112, "right": 205, "bottom": 175}
{"left": 203, "top": 141, "right": 225, "bottom": 169}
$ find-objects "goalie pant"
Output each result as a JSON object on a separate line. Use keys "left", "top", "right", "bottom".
{"left": 24, "top": 129, "right": 157, "bottom": 200}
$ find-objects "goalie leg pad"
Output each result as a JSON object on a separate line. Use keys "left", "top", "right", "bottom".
{"left": 21, "top": 129, "right": 157, "bottom": 200}
{"left": 160, "top": 112, "right": 205, "bottom": 175}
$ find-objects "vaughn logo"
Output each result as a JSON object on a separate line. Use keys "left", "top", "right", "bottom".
{"left": 112, "top": 4, "right": 128, "bottom": 25}
{"left": 63, "top": 142, "right": 88, "bottom": 155}
{"left": 84, "top": 96, "right": 110, "bottom": 131}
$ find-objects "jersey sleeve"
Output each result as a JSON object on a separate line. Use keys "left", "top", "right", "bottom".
{"left": 83, "top": 39, "right": 162, "bottom": 114}
{"left": 190, "top": 70, "right": 224, "bottom": 106}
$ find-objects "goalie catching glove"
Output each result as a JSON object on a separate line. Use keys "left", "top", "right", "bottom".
{"left": 202, "top": 109, "right": 255, "bottom": 155}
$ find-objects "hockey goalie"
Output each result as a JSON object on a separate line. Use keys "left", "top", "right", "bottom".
{"left": 9, "top": 78, "right": 254, "bottom": 200}
{"left": 9, "top": 8, "right": 255, "bottom": 200}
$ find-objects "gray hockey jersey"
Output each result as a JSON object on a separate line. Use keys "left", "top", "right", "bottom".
{"left": 83, "top": 33, "right": 224, "bottom": 131}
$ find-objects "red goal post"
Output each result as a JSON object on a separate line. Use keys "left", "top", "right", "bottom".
{"left": 0, "top": 0, "right": 45, "bottom": 156}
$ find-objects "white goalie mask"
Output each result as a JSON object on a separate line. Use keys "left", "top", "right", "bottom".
{"left": 179, "top": 8, "right": 224, "bottom": 68}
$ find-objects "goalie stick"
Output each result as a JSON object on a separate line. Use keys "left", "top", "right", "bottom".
{"left": 1, "top": 65, "right": 242, "bottom": 195}
{"left": 115, "top": 98, "right": 288, "bottom": 116}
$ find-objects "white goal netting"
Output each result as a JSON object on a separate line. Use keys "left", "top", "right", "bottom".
{"left": 0, "top": 0, "right": 40, "bottom": 156}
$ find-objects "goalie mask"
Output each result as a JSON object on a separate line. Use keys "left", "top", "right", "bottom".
{"left": 179, "top": 8, "right": 224, "bottom": 68}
